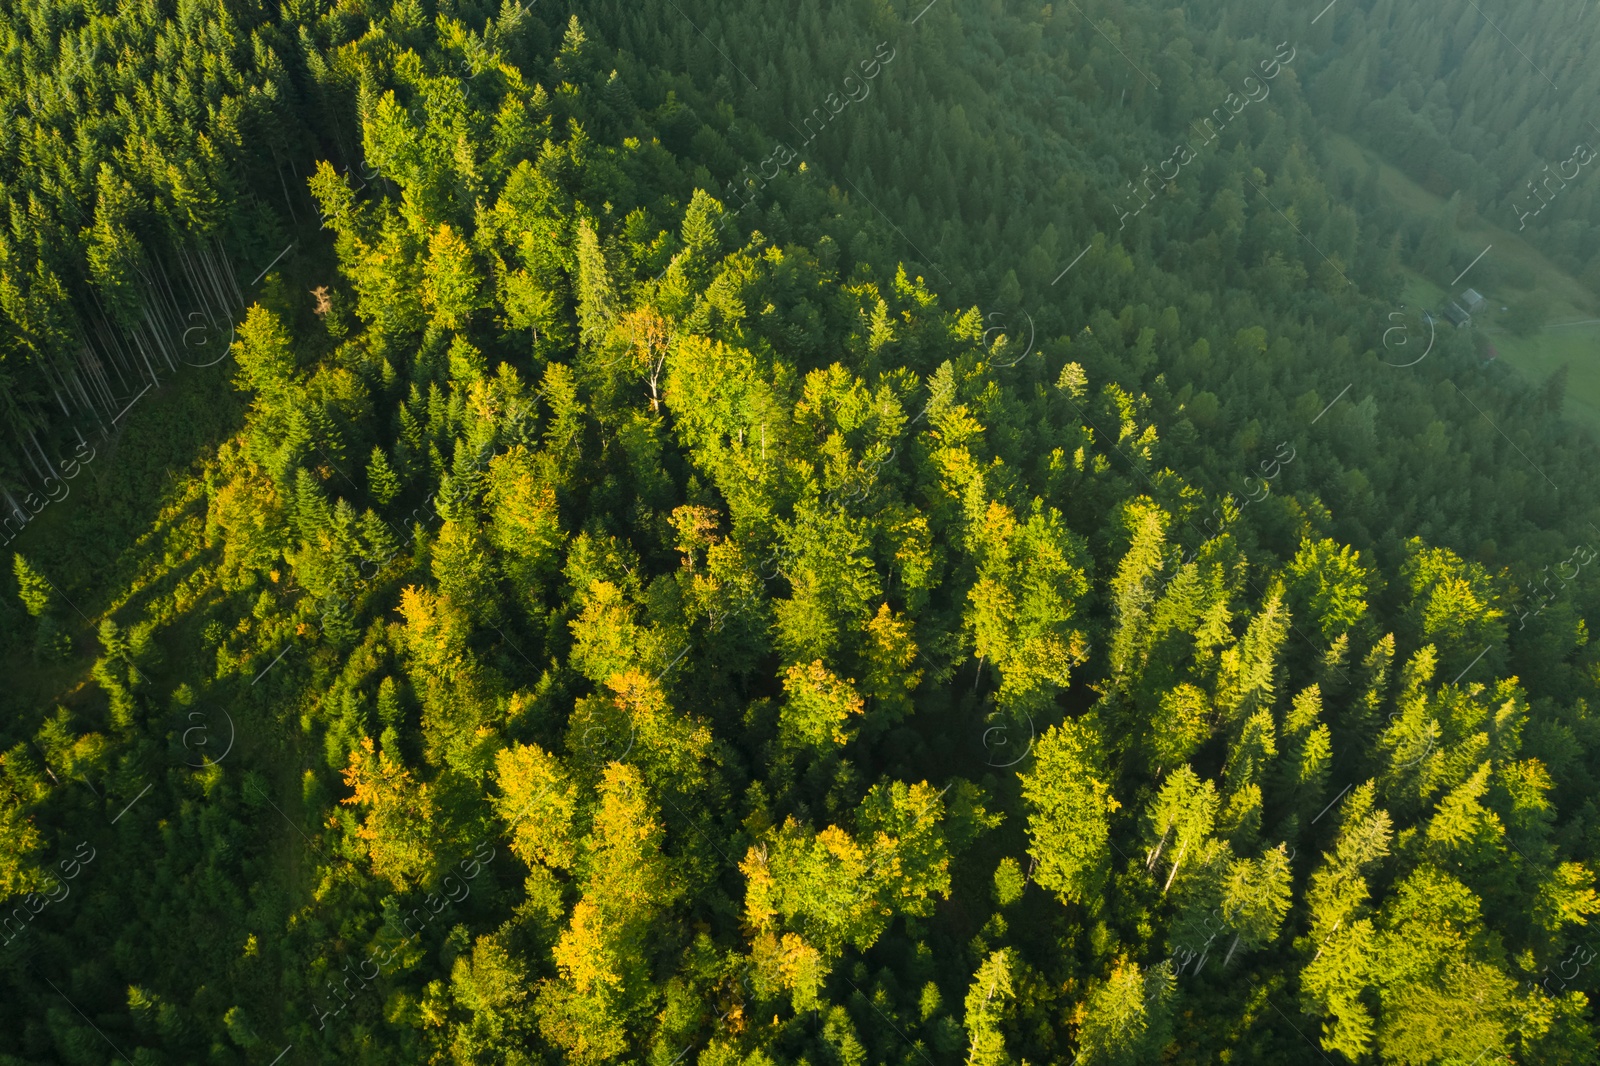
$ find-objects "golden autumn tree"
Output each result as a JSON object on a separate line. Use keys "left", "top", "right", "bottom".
{"left": 492, "top": 741, "right": 578, "bottom": 871}
{"left": 567, "top": 669, "right": 711, "bottom": 795}
{"left": 778, "top": 659, "right": 865, "bottom": 749}
{"left": 740, "top": 780, "right": 952, "bottom": 1008}
{"left": 620, "top": 306, "right": 671, "bottom": 411}
{"left": 536, "top": 763, "right": 679, "bottom": 1062}
{"left": 340, "top": 737, "right": 437, "bottom": 889}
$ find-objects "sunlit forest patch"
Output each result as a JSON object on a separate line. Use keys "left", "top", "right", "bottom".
{"left": 3, "top": 1, "right": 1600, "bottom": 1064}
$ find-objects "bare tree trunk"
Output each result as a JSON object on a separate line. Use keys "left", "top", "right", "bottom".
{"left": 127, "top": 316, "right": 162, "bottom": 390}
{"left": 147, "top": 259, "right": 186, "bottom": 368}
{"left": 66, "top": 344, "right": 97, "bottom": 415}
{"left": 272, "top": 147, "right": 302, "bottom": 227}
{"left": 26, "top": 428, "right": 59, "bottom": 479}
{"left": 1147, "top": 825, "right": 1170, "bottom": 870}
{"left": 1163, "top": 838, "right": 1189, "bottom": 894}
{"left": 86, "top": 292, "right": 138, "bottom": 396}
{"left": 176, "top": 245, "right": 212, "bottom": 328}
{"left": 215, "top": 236, "right": 244, "bottom": 308}
{"left": 2, "top": 486, "right": 27, "bottom": 523}
{"left": 75, "top": 338, "right": 115, "bottom": 427}
{"left": 21, "top": 427, "right": 51, "bottom": 483}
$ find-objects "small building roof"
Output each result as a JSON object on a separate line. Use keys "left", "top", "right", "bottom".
{"left": 1460, "top": 288, "right": 1487, "bottom": 312}
{"left": 1444, "top": 302, "right": 1471, "bottom": 327}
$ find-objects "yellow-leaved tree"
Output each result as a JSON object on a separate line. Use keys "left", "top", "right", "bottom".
{"left": 740, "top": 780, "right": 952, "bottom": 1009}
{"left": 536, "top": 763, "right": 679, "bottom": 1063}
{"left": 340, "top": 737, "right": 437, "bottom": 890}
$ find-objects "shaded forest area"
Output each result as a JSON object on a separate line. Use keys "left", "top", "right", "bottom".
{"left": 3, "top": 0, "right": 1600, "bottom": 1064}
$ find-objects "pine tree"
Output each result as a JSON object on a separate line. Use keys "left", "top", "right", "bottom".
{"left": 11, "top": 553, "right": 50, "bottom": 617}
{"left": 574, "top": 217, "right": 615, "bottom": 349}
{"left": 1219, "top": 844, "right": 1293, "bottom": 967}
{"left": 963, "top": 949, "right": 1015, "bottom": 1066}
{"left": 422, "top": 223, "right": 485, "bottom": 331}
{"left": 1301, "top": 782, "right": 1392, "bottom": 1059}
{"left": 1021, "top": 718, "right": 1120, "bottom": 907}
{"left": 1145, "top": 766, "right": 1220, "bottom": 894}
{"left": 1073, "top": 957, "right": 1174, "bottom": 1066}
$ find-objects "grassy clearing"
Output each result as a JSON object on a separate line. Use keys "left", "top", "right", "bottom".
{"left": 1486, "top": 321, "right": 1600, "bottom": 426}
{"left": 1327, "top": 132, "right": 1600, "bottom": 428}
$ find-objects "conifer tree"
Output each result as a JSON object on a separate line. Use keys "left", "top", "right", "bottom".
{"left": 1021, "top": 718, "right": 1119, "bottom": 906}
{"left": 963, "top": 949, "right": 1015, "bottom": 1066}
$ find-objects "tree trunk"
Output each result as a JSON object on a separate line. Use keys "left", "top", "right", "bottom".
{"left": 1163, "top": 837, "right": 1189, "bottom": 894}
{"left": 1147, "top": 825, "right": 1170, "bottom": 870}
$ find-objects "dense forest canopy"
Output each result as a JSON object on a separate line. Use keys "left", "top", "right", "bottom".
{"left": 2, "top": 0, "right": 1600, "bottom": 1064}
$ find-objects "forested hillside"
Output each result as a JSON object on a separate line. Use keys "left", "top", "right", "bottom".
{"left": 3, "top": 1, "right": 1600, "bottom": 1064}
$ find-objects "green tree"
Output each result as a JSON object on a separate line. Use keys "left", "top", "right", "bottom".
{"left": 538, "top": 762, "right": 678, "bottom": 1062}
{"left": 963, "top": 949, "right": 1016, "bottom": 1066}
{"left": 967, "top": 499, "right": 1092, "bottom": 715}
{"left": 574, "top": 217, "right": 615, "bottom": 349}
{"left": 231, "top": 305, "right": 298, "bottom": 397}
{"left": 778, "top": 659, "right": 865, "bottom": 749}
{"left": 1505, "top": 293, "right": 1551, "bottom": 337}
{"left": 450, "top": 933, "right": 539, "bottom": 1063}
{"left": 1020, "top": 718, "right": 1120, "bottom": 907}
{"left": 1073, "top": 958, "right": 1174, "bottom": 1066}
{"left": 12, "top": 553, "right": 50, "bottom": 616}
{"left": 1286, "top": 538, "right": 1371, "bottom": 641}
{"left": 1219, "top": 844, "right": 1293, "bottom": 966}
{"left": 422, "top": 223, "right": 486, "bottom": 330}
{"left": 340, "top": 736, "right": 439, "bottom": 890}
{"left": 366, "top": 446, "right": 402, "bottom": 506}
{"left": 1301, "top": 782, "right": 1392, "bottom": 1059}
{"left": 741, "top": 781, "right": 951, "bottom": 1006}
{"left": 1144, "top": 765, "right": 1220, "bottom": 894}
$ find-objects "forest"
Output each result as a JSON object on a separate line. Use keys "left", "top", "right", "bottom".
{"left": 2, "top": 0, "right": 1600, "bottom": 1063}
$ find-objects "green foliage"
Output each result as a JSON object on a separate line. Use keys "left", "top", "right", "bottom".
{"left": 11, "top": 553, "right": 50, "bottom": 617}
{"left": 967, "top": 500, "right": 1092, "bottom": 714}
{"left": 1021, "top": 719, "right": 1120, "bottom": 907}
{"left": 1287, "top": 538, "right": 1371, "bottom": 641}
{"left": 963, "top": 949, "right": 1016, "bottom": 1066}
{"left": 992, "top": 857, "right": 1025, "bottom": 908}
{"left": 1506, "top": 295, "right": 1553, "bottom": 337}
{"left": 3, "top": 3, "right": 1600, "bottom": 1065}
{"left": 1073, "top": 957, "right": 1175, "bottom": 1066}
